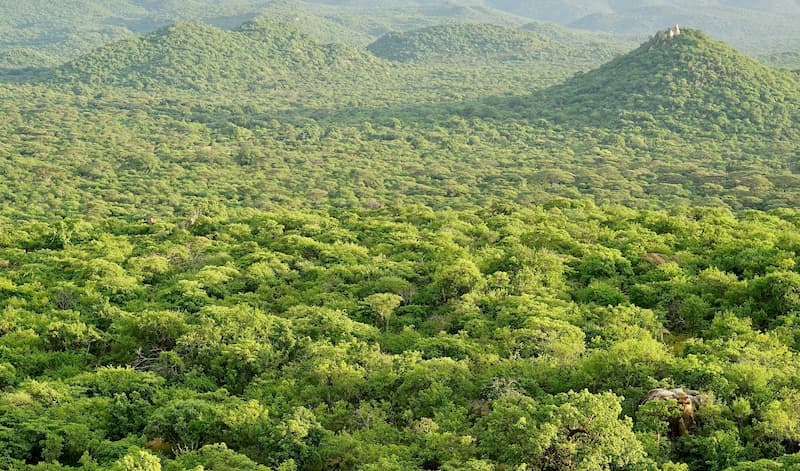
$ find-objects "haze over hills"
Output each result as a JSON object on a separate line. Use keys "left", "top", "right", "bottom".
{"left": 565, "top": 4, "right": 800, "bottom": 57}
{"left": 260, "top": 0, "right": 527, "bottom": 45}
{"left": 2, "top": 0, "right": 800, "bottom": 70}
{"left": 0, "top": 0, "right": 527, "bottom": 69}
{"left": 315, "top": 0, "right": 800, "bottom": 64}
{"left": 511, "top": 1, "right": 800, "bottom": 63}
{"left": 480, "top": 0, "right": 800, "bottom": 23}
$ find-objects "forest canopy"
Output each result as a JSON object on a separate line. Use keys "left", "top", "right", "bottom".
{"left": 2, "top": 2, "right": 800, "bottom": 470}
{"left": 4, "top": 205, "right": 800, "bottom": 470}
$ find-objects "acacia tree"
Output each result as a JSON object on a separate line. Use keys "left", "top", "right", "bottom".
{"left": 363, "top": 293, "right": 403, "bottom": 332}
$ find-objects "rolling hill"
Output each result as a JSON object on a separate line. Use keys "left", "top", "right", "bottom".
{"left": 52, "top": 19, "right": 387, "bottom": 92}
{"left": 0, "top": 0, "right": 529, "bottom": 69}
{"left": 5, "top": 0, "right": 800, "bottom": 70}
{"left": 535, "top": 27, "right": 800, "bottom": 136}
{"left": 0, "top": 0, "right": 263, "bottom": 68}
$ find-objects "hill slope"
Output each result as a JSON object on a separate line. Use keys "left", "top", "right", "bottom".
{"left": 537, "top": 28, "right": 800, "bottom": 136}
{"left": 53, "top": 19, "right": 387, "bottom": 92}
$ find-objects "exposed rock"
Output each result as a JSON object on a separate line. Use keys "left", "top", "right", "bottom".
{"left": 641, "top": 387, "right": 707, "bottom": 436}
{"left": 641, "top": 252, "right": 671, "bottom": 266}
{"left": 145, "top": 437, "right": 172, "bottom": 452}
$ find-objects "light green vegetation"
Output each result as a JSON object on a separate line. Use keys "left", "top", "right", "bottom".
{"left": 4, "top": 204, "right": 800, "bottom": 470}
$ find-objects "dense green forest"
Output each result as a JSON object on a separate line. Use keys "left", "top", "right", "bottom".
{"left": 1, "top": 28, "right": 798, "bottom": 219}
{"left": 7, "top": 205, "right": 800, "bottom": 470}
{"left": 3, "top": 1, "right": 800, "bottom": 470}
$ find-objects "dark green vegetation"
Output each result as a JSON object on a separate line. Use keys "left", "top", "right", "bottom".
{"left": 3, "top": 1, "right": 800, "bottom": 470}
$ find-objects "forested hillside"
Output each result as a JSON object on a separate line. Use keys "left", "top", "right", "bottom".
{"left": 535, "top": 29, "right": 800, "bottom": 135}
{"left": 0, "top": 0, "right": 526, "bottom": 70}
{"left": 2, "top": 5, "right": 800, "bottom": 470}
{"left": 0, "top": 26, "right": 796, "bottom": 220}
{"left": 53, "top": 20, "right": 386, "bottom": 92}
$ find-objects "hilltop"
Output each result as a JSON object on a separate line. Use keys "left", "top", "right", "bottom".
{"left": 565, "top": 3, "right": 800, "bottom": 57}
{"left": 52, "top": 19, "right": 387, "bottom": 92}
{"left": 536, "top": 28, "right": 800, "bottom": 136}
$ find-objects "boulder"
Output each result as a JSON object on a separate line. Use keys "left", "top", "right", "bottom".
{"left": 641, "top": 387, "right": 706, "bottom": 436}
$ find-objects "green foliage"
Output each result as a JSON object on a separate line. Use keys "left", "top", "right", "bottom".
{"left": 1, "top": 207, "right": 800, "bottom": 468}
{"left": 111, "top": 449, "right": 161, "bottom": 471}
{"left": 2, "top": 6, "right": 800, "bottom": 470}
{"left": 476, "top": 390, "right": 646, "bottom": 469}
